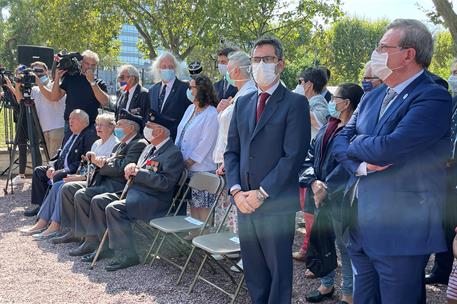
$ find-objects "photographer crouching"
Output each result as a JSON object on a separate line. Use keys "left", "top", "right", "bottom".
{"left": 40, "top": 50, "right": 109, "bottom": 141}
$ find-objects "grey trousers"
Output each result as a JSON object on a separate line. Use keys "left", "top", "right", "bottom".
{"left": 60, "top": 181, "right": 86, "bottom": 230}
{"left": 85, "top": 192, "right": 120, "bottom": 241}
{"left": 106, "top": 200, "right": 135, "bottom": 252}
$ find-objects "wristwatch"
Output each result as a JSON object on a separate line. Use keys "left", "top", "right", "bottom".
{"left": 90, "top": 80, "right": 96, "bottom": 86}
{"left": 256, "top": 189, "right": 267, "bottom": 202}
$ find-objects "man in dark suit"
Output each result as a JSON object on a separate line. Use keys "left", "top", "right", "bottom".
{"left": 115, "top": 64, "right": 150, "bottom": 123}
{"left": 148, "top": 52, "right": 190, "bottom": 140}
{"left": 27, "top": 109, "right": 97, "bottom": 217}
{"left": 58, "top": 110, "right": 147, "bottom": 255}
{"left": 332, "top": 19, "right": 451, "bottom": 303}
{"left": 82, "top": 121, "right": 184, "bottom": 270}
{"left": 224, "top": 36, "right": 310, "bottom": 304}
{"left": 214, "top": 47, "right": 238, "bottom": 102}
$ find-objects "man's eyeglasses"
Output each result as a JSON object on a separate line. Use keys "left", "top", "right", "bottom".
{"left": 375, "top": 44, "right": 407, "bottom": 53}
{"left": 250, "top": 56, "right": 281, "bottom": 64}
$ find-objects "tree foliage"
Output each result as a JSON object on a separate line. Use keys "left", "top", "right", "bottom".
{"left": 429, "top": 30, "right": 455, "bottom": 79}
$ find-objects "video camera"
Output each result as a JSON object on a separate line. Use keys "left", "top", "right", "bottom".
{"left": 55, "top": 51, "right": 83, "bottom": 76}
{"left": 14, "top": 65, "right": 36, "bottom": 90}
{"left": 0, "top": 67, "right": 14, "bottom": 86}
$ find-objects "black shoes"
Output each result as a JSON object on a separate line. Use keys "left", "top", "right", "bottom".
{"left": 23, "top": 206, "right": 40, "bottom": 217}
{"left": 425, "top": 273, "right": 449, "bottom": 285}
{"left": 305, "top": 287, "right": 335, "bottom": 303}
{"left": 105, "top": 251, "right": 139, "bottom": 271}
{"left": 69, "top": 241, "right": 98, "bottom": 256}
{"left": 50, "top": 231, "right": 81, "bottom": 244}
{"left": 81, "top": 249, "right": 114, "bottom": 263}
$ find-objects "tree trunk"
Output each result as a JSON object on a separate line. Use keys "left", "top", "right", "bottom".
{"left": 432, "top": 0, "right": 457, "bottom": 53}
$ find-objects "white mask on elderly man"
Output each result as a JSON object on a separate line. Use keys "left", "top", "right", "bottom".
{"left": 252, "top": 61, "right": 277, "bottom": 87}
{"left": 143, "top": 127, "right": 154, "bottom": 141}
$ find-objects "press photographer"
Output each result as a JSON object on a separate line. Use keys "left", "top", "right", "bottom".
{"left": 40, "top": 50, "right": 109, "bottom": 141}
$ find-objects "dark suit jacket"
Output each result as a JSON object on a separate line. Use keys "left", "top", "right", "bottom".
{"left": 126, "top": 140, "right": 184, "bottom": 221}
{"left": 332, "top": 71, "right": 451, "bottom": 256}
{"left": 92, "top": 134, "right": 148, "bottom": 193}
{"left": 224, "top": 84, "right": 310, "bottom": 215}
{"left": 115, "top": 84, "right": 150, "bottom": 123}
{"left": 299, "top": 120, "right": 350, "bottom": 216}
{"left": 148, "top": 78, "right": 190, "bottom": 139}
{"left": 52, "top": 126, "right": 98, "bottom": 174}
{"left": 214, "top": 79, "right": 238, "bottom": 101}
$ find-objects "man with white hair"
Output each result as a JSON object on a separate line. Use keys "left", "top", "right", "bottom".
{"left": 115, "top": 64, "right": 149, "bottom": 122}
{"left": 41, "top": 49, "right": 109, "bottom": 141}
{"left": 26, "top": 109, "right": 97, "bottom": 217}
{"left": 148, "top": 51, "right": 189, "bottom": 139}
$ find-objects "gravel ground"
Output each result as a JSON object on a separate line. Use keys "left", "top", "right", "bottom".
{"left": 0, "top": 177, "right": 448, "bottom": 304}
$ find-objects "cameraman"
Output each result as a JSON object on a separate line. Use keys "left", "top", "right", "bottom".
{"left": 3, "top": 66, "right": 43, "bottom": 186}
{"left": 12, "top": 62, "right": 65, "bottom": 158}
{"left": 40, "top": 50, "right": 109, "bottom": 141}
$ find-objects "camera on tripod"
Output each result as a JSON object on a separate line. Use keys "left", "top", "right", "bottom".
{"left": 56, "top": 51, "right": 83, "bottom": 75}
{"left": 0, "top": 67, "right": 14, "bottom": 86}
{"left": 14, "top": 66, "right": 36, "bottom": 92}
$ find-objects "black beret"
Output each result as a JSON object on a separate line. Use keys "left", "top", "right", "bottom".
{"left": 188, "top": 61, "right": 203, "bottom": 75}
{"left": 118, "top": 108, "right": 144, "bottom": 130}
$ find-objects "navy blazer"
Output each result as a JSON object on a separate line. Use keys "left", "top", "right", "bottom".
{"left": 53, "top": 126, "right": 98, "bottom": 174}
{"left": 148, "top": 78, "right": 190, "bottom": 139}
{"left": 332, "top": 71, "right": 451, "bottom": 256}
{"left": 224, "top": 83, "right": 311, "bottom": 215}
{"left": 115, "top": 84, "right": 150, "bottom": 123}
{"left": 214, "top": 79, "right": 238, "bottom": 101}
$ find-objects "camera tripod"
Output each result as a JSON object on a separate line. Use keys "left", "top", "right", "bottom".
{"left": 3, "top": 93, "right": 50, "bottom": 194}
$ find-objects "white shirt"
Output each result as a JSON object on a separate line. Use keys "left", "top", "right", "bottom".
{"left": 125, "top": 83, "right": 138, "bottom": 110}
{"left": 31, "top": 82, "right": 65, "bottom": 132}
{"left": 160, "top": 77, "right": 176, "bottom": 111}
{"left": 175, "top": 104, "right": 218, "bottom": 172}
{"left": 213, "top": 80, "right": 257, "bottom": 164}
{"left": 137, "top": 138, "right": 170, "bottom": 167}
{"left": 90, "top": 134, "right": 120, "bottom": 157}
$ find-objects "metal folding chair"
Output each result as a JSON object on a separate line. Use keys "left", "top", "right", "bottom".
{"left": 146, "top": 172, "right": 225, "bottom": 284}
{"left": 188, "top": 203, "right": 245, "bottom": 304}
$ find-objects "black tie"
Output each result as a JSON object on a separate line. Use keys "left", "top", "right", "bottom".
{"left": 158, "top": 84, "right": 167, "bottom": 113}
{"left": 124, "top": 90, "right": 130, "bottom": 109}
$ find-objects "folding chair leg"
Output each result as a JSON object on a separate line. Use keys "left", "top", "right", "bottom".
{"left": 230, "top": 274, "right": 245, "bottom": 304}
{"left": 188, "top": 253, "right": 209, "bottom": 293}
{"left": 150, "top": 231, "right": 165, "bottom": 266}
{"left": 90, "top": 229, "right": 108, "bottom": 269}
{"left": 176, "top": 245, "right": 197, "bottom": 285}
{"left": 143, "top": 228, "right": 161, "bottom": 264}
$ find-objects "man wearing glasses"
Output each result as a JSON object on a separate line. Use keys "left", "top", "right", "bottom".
{"left": 333, "top": 19, "right": 452, "bottom": 303}
{"left": 225, "top": 36, "right": 310, "bottom": 304}
{"left": 115, "top": 64, "right": 150, "bottom": 123}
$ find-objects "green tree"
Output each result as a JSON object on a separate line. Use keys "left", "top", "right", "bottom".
{"left": 315, "top": 17, "right": 388, "bottom": 84}
{"left": 429, "top": 0, "right": 457, "bottom": 53}
{"left": 429, "top": 30, "right": 454, "bottom": 79}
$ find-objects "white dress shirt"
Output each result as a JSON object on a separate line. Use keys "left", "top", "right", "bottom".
{"left": 175, "top": 104, "right": 218, "bottom": 172}
{"left": 90, "top": 134, "right": 120, "bottom": 157}
{"left": 213, "top": 80, "right": 257, "bottom": 164}
{"left": 125, "top": 83, "right": 138, "bottom": 110}
{"left": 160, "top": 77, "right": 176, "bottom": 111}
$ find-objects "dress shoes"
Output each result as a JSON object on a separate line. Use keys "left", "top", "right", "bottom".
{"left": 81, "top": 249, "right": 114, "bottom": 263}
{"left": 69, "top": 241, "right": 98, "bottom": 257}
{"left": 50, "top": 231, "right": 81, "bottom": 244}
{"left": 105, "top": 252, "right": 139, "bottom": 271}
{"left": 425, "top": 273, "right": 449, "bottom": 285}
{"left": 32, "top": 231, "right": 61, "bottom": 240}
{"left": 23, "top": 206, "right": 40, "bottom": 217}
{"left": 305, "top": 287, "right": 335, "bottom": 303}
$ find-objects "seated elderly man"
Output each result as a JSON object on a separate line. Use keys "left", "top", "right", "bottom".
{"left": 53, "top": 109, "right": 147, "bottom": 248}
{"left": 25, "top": 109, "right": 97, "bottom": 217}
{"left": 82, "top": 120, "right": 184, "bottom": 270}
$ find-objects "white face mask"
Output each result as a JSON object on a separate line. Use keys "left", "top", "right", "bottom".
{"left": 448, "top": 75, "right": 457, "bottom": 93}
{"left": 293, "top": 84, "right": 305, "bottom": 96}
{"left": 217, "top": 64, "right": 228, "bottom": 76}
{"left": 143, "top": 127, "right": 154, "bottom": 141}
{"left": 252, "top": 61, "right": 277, "bottom": 87}
{"left": 370, "top": 49, "right": 404, "bottom": 81}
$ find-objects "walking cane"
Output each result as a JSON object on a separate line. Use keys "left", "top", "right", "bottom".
{"left": 90, "top": 177, "right": 133, "bottom": 269}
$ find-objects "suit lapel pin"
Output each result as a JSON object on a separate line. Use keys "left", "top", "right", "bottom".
{"left": 403, "top": 94, "right": 408, "bottom": 100}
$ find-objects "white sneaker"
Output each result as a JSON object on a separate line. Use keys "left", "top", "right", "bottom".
{"left": 230, "top": 259, "right": 243, "bottom": 272}
{"left": 12, "top": 175, "right": 25, "bottom": 185}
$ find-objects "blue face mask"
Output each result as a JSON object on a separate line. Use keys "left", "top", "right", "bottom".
{"left": 119, "top": 81, "right": 127, "bottom": 88}
{"left": 114, "top": 127, "right": 125, "bottom": 139}
{"left": 186, "top": 88, "right": 195, "bottom": 102}
{"left": 328, "top": 101, "right": 342, "bottom": 119}
{"left": 40, "top": 75, "right": 49, "bottom": 84}
{"left": 160, "top": 69, "right": 175, "bottom": 82}
{"left": 361, "top": 80, "right": 374, "bottom": 92}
